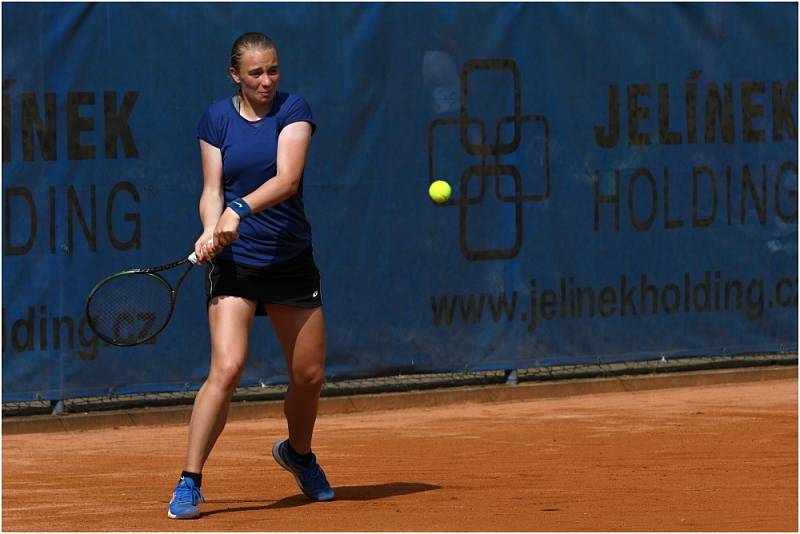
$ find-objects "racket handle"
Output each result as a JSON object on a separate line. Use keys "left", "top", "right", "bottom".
{"left": 188, "top": 239, "right": 215, "bottom": 264}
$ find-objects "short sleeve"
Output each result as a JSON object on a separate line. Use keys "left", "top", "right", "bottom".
{"left": 281, "top": 95, "right": 316, "bottom": 135}
{"left": 197, "top": 105, "right": 222, "bottom": 147}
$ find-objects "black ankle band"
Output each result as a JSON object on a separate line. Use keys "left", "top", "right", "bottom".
{"left": 287, "top": 442, "right": 313, "bottom": 467}
{"left": 181, "top": 470, "right": 202, "bottom": 488}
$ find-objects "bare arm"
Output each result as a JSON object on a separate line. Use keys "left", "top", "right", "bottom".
{"left": 212, "top": 121, "right": 312, "bottom": 246}
{"left": 195, "top": 139, "right": 225, "bottom": 263}
{"left": 246, "top": 121, "right": 312, "bottom": 211}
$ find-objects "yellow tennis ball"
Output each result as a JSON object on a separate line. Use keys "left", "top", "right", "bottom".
{"left": 429, "top": 180, "right": 451, "bottom": 203}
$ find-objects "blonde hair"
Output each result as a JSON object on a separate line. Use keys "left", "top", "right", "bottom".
{"left": 230, "top": 32, "right": 278, "bottom": 71}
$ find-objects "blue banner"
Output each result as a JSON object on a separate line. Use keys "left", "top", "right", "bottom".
{"left": 3, "top": 2, "right": 797, "bottom": 401}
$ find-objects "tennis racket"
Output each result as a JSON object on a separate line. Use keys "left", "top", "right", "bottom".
{"left": 84, "top": 251, "right": 200, "bottom": 346}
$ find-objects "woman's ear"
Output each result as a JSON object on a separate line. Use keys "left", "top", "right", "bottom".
{"left": 228, "top": 67, "right": 241, "bottom": 85}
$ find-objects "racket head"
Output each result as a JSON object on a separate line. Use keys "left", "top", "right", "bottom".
{"left": 84, "top": 270, "right": 176, "bottom": 346}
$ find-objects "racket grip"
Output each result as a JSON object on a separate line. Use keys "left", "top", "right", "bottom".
{"left": 188, "top": 239, "right": 215, "bottom": 264}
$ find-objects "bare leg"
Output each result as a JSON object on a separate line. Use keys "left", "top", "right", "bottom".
{"left": 264, "top": 304, "right": 326, "bottom": 454}
{"left": 183, "top": 296, "right": 256, "bottom": 473}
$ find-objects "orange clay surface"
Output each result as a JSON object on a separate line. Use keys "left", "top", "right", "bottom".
{"left": 3, "top": 378, "right": 797, "bottom": 531}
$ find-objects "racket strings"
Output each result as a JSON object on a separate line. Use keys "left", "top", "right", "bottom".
{"left": 86, "top": 273, "right": 174, "bottom": 345}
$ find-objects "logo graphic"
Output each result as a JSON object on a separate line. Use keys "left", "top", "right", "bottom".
{"left": 313, "top": 291, "right": 319, "bottom": 298}
{"left": 427, "top": 59, "right": 551, "bottom": 261}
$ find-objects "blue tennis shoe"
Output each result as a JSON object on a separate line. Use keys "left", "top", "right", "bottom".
{"left": 272, "top": 439, "right": 334, "bottom": 501}
{"left": 167, "top": 476, "right": 205, "bottom": 519}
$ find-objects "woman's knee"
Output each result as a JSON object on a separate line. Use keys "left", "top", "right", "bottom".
{"left": 289, "top": 364, "right": 324, "bottom": 388}
{"left": 208, "top": 357, "right": 246, "bottom": 391}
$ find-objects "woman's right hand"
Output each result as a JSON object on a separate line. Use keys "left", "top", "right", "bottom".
{"left": 193, "top": 231, "right": 217, "bottom": 266}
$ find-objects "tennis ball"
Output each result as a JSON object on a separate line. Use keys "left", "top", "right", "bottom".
{"left": 428, "top": 180, "right": 451, "bottom": 204}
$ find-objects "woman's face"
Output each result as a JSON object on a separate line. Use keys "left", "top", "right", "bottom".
{"left": 230, "top": 47, "right": 280, "bottom": 108}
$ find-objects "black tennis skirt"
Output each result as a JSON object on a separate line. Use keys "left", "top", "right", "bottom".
{"left": 205, "top": 246, "right": 322, "bottom": 316}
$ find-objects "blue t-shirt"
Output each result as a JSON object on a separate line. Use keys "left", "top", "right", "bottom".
{"left": 197, "top": 92, "right": 316, "bottom": 267}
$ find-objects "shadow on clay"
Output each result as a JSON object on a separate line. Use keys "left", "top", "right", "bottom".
{"left": 199, "top": 482, "right": 441, "bottom": 517}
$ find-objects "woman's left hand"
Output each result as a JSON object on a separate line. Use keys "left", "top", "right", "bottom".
{"left": 212, "top": 207, "right": 241, "bottom": 251}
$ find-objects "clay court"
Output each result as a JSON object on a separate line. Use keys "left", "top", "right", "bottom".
{"left": 3, "top": 370, "right": 797, "bottom": 531}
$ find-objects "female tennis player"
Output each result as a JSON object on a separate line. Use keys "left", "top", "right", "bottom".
{"left": 168, "top": 32, "right": 333, "bottom": 520}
